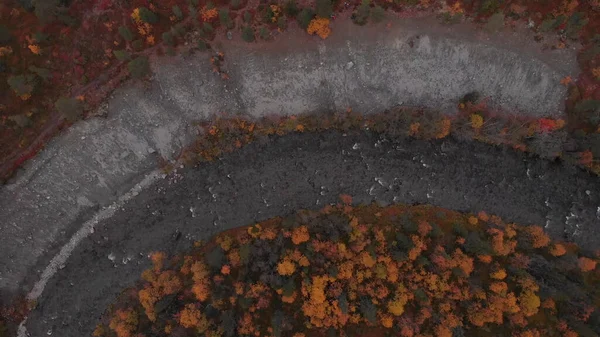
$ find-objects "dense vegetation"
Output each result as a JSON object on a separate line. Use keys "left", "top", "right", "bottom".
{"left": 1, "top": 0, "right": 600, "bottom": 181}
{"left": 94, "top": 199, "right": 600, "bottom": 337}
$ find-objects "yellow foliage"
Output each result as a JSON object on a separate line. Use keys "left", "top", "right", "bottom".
{"left": 307, "top": 18, "right": 331, "bottom": 39}
{"left": 471, "top": 114, "right": 484, "bottom": 129}
{"left": 387, "top": 293, "right": 408, "bottom": 316}
{"left": 519, "top": 290, "right": 541, "bottom": 317}
{"left": 490, "top": 268, "right": 507, "bottom": 280}
{"left": 131, "top": 8, "right": 142, "bottom": 24}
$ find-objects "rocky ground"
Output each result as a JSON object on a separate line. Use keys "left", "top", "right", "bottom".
{"left": 22, "top": 130, "right": 600, "bottom": 337}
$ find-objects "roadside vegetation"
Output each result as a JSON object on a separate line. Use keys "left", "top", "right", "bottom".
{"left": 93, "top": 199, "right": 600, "bottom": 337}
{"left": 1, "top": 0, "right": 600, "bottom": 182}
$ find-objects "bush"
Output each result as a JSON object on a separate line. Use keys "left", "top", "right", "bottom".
{"left": 28, "top": 66, "right": 52, "bottom": 81}
{"left": 284, "top": 0, "right": 299, "bottom": 17}
{"left": 162, "top": 31, "right": 174, "bottom": 46}
{"left": 241, "top": 26, "right": 255, "bottom": 42}
{"left": 243, "top": 11, "right": 253, "bottom": 23}
{"left": 113, "top": 50, "right": 131, "bottom": 61}
{"left": 127, "top": 56, "right": 150, "bottom": 78}
{"left": 138, "top": 7, "right": 158, "bottom": 24}
{"left": 219, "top": 9, "right": 235, "bottom": 29}
{"left": 352, "top": 0, "right": 371, "bottom": 26}
{"left": 7, "top": 74, "right": 37, "bottom": 97}
{"left": 277, "top": 16, "right": 287, "bottom": 30}
{"left": 118, "top": 26, "right": 134, "bottom": 41}
{"left": 259, "top": 27, "right": 269, "bottom": 40}
{"left": 315, "top": 0, "right": 332, "bottom": 18}
{"left": 131, "top": 39, "right": 144, "bottom": 51}
{"left": 55, "top": 97, "right": 83, "bottom": 122}
{"left": 172, "top": 5, "right": 184, "bottom": 20}
{"left": 203, "top": 22, "right": 214, "bottom": 33}
{"left": 370, "top": 5, "right": 385, "bottom": 23}
{"left": 298, "top": 8, "right": 315, "bottom": 29}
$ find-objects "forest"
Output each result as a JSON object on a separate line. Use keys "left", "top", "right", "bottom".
{"left": 92, "top": 199, "right": 600, "bottom": 337}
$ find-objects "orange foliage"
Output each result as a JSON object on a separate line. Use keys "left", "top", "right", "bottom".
{"left": 292, "top": 226, "right": 310, "bottom": 245}
{"left": 277, "top": 259, "right": 296, "bottom": 275}
{"left": 307, "top": 18, "right": 331, "bottom": 39}
{"left": 109, "top": 309, "right": 138, "bottom": 337}
{"left": 200, "top": 6, "right": 218, "bottom": 22}
{"left": 524, "top": 226, "right": 550, "bottom": 248}
{"left": 179, "top": 304, "right": 209, "bottom": 331}
{"left": 578, "top": 257, "right": 597, "bottom": 272}
{"left": 549, "top": 243, "right": 567, "bottom": 257}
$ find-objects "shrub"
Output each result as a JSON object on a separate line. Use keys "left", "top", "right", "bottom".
{"left": 118, "top": 26, "right": 134, "bottom": 41}
{"left": 127, "top": 56, "right": 150, "bottom": 78}
{"left": 8, "top": 114, "right": 32, "bottom": 128}
{"left": 131, "top": 39, "right": 144, "bottom": 51}
{"left": 55, "top": 97, "right": 83, "bottom": 122}
{"left": 359, "top": 297, "right": 377, "bottom": 323}
{"left": 315, "top": 0, "right": 332, "bottom": 18}
{"left": 7, "top": 74, "right": 37, "bottom": 98}
{"left": 370, "top": 5, "right": 385, "bottom": 23}
{"left": 297, "top": 8, "right": 315, "bottom": 29}
{"left": 138, "top": 7, "right": 158, "bottom": 24}
{"left": 113, "top": 50, "right": 131, "bottom": 61}
{"left": 352, "top": 0, "right": 371, "bottom": 26}
{"left": 243, "top": 11, "right": 252, "bottom": 23}
{"left": 284, "top": 0, "right": 299, "bottom": 17}
{"left": 162, "top": 32, "right": 174, "bottom": 46}
{"left": 241, "top": 26, "right": 255, "bottom": 42}
{"left": 277, "top": 16, "right": 288, "bottom": 30}
{"left": 197, "top": 40, "right": 209, "bottom": 51}
{"left": 219, "top": 9, "right": 235, "bottom": 29}
{"left": 28, "top": 66, "right": 52, "bottom": 80}
{"left": 203, "top": 22, "right": 214, "bottom": 33}
{"left": 172, "top": 5, "right": 184, "bottom": 20}
{"left": 259, "top": 27, "right": 269, "bottom": 40}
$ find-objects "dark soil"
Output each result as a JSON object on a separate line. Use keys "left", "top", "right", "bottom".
{"left": 24, "top": 129, "right": 600, "bottom": 337}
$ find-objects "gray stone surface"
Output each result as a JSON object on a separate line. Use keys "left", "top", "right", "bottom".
{"left": 0, "top": 17, "right": 579, "bottom": 299}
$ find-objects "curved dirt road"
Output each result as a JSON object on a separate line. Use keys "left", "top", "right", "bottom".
{"left": 22, "top": 130, "right": 600, "bottom": 337}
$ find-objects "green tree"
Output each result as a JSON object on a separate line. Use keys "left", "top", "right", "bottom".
{"left": 127, "top": 56, "right": 150, "bottom": 78}
{"left": 315, "top": 0, "right": 332, "bottom": 18}
{"left": 219, "top": 9, "right": 235, "bottom": 29}
{"left": 241, "top": 26, "right": 255, "bottom": 42}
{"left": 7, "top": 74, "right": 37, "bottom": 97}
{"left": 138, "top": 7, "right": 158, "bottom": 24}
{"left": 172, "top": 5, "right": 184, "bottom": 20}
{"left": 298, "top": 8, "right": 315, "bottom": 29}
{"left": 55, "top": 97, "right": 83, "bottom": 122}
{"left": 118, "top": 26, "right": 134, "bottom": 41}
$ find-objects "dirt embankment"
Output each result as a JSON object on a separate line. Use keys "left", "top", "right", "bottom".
{"left": 22, "top": 130, "right": 600, "bottom": 337}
